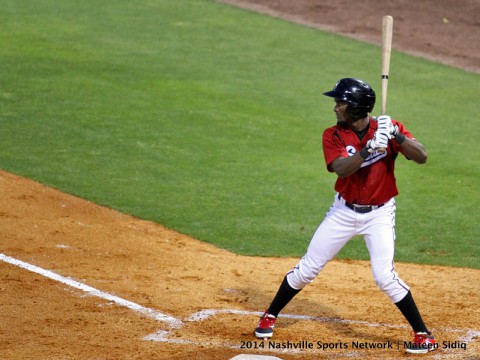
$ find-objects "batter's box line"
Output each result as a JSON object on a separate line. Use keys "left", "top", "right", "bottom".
{"left": 144, "top": 309, "right": 479, "bottom": 356}
{"left": 186, "top": 309, "right": 471, "bottom": 334}
{"left": 188, "top": 309, "right": 480, "bottom": 355}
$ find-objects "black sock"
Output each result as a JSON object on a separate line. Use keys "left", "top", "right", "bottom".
{"left": 267, "top": 276, "right": 301, "bottom": 317}
{"left": 395, "top": 291, "right": 430, "bottom": 334}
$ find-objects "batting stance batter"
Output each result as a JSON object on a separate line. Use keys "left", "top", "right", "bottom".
{"left": 254, "top": 78, "right": 436, "bottom": 354}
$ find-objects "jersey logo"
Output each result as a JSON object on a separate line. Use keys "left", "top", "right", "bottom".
{"left": 346, "top": 145, "right": 388, "bottom": 167}
{"left": 361, "top": 151, "right": 388, "bottom": 167}
{"left": 346, "top": 145, "right": 356, "bottom": 156}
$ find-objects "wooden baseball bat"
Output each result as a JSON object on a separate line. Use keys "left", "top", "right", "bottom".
{"left": 381, "top": 15, "right": 393, "bottom": 115}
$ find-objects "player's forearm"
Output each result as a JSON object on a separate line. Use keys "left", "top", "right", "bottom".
{"left": 331, "top": 153, "right": 365, "bottom": 178}
{"left": 398, "top": 137, "right": 427, "bottom": 164}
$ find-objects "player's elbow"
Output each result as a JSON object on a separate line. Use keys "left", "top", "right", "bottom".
{"left": 416, "top": 150, "right": 427, "bottom": 164}
{"left": 409, "top": 145, "right": 427, "bottom": 164}
{"left": 335, "top": 169, "right": 353, "bottom": 178}
{"left": 415, "top": 143, "right": 428, "bottom": 164}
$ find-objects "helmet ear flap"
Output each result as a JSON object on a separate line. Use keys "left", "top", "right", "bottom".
{"left": 346, "top": 103, "right": 369, "bottom": 120}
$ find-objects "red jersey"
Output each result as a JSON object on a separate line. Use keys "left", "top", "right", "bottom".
{"left": 322, "top": 117, "right": 414, "bottom": 205}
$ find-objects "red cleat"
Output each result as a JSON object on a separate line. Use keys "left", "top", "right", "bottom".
{"left": 254, "top": 311, "right": 276, "bottom": 339}
{"left": 405, "top": 332, "right": 437, "bottom": 354}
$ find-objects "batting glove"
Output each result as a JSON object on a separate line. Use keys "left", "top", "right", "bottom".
{"left": 377, "top": 115, "right": 394, "bottom": 139}
{"left": 376, "top": 130, "right": 390, "bottom": 148}
{"left": 366, "top": 139, "right": 377, "bottom": 153}
{"left": 366, "top": 131, "right": 389, "bottom": 153}
{"left": 390, "top": 123, "right": 399, "bottom": 137}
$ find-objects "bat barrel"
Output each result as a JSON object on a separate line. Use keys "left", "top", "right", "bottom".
{"left": 381, "top": 15, "right": 393, "bottom": 115}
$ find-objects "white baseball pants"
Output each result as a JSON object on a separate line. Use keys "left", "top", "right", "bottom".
{"left": 286, "top": 193, "right": 409, "bottom": 304}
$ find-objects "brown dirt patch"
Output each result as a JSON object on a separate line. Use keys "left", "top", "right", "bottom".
{"left": 218, "top": 0, "right": 480, "bottom": 74}
{"left": 1, "top": 2, "right": 480, "bottom": 359}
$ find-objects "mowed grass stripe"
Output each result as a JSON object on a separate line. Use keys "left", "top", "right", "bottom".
{"left": 0, "top": 0, "right": 478, "bottom": 267}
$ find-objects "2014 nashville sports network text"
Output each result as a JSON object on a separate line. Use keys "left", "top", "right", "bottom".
{"left": 240, "top": 340, "right": 467, "bottom": 351}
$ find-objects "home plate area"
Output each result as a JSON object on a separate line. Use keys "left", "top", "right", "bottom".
{"left": 2, "top": 253, "right": 476, "bottom": 359}
{"left": 144, "top": 309, "right": 479, "bottom": 359}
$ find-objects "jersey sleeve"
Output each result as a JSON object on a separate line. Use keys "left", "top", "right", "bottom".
{"left": 322, "top": 128, "right": 348, "bottom": 172}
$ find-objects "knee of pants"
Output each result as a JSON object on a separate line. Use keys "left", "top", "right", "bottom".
{"left": 373, "top": 273, "right": 391, "bottom": 292}
{"left": 372, "top": 269, "right": 409, "bottom": 303}
{"left": 286, "top": 255, "right": 326, "bottom": 290}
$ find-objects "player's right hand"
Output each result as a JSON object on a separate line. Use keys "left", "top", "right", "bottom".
{"left": 366, "top": 139, "right": 379, "bottom": 153}
{"left": 377, "top": 115, "right": 394, "bottom": 139}
{"left": 367, "top": 131, "right": 389, "bottom": 153}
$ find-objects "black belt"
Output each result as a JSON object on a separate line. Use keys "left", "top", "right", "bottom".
{"left": 338, "top": 194, "right": 384, "bottom": 214}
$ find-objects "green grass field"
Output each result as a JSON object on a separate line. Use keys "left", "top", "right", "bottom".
{"left": 1, "top": 0, "right": 478, "bottom": 268}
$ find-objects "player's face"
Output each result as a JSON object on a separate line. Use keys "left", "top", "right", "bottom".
{"left": 333, "top": 99, "right": 350, "bottom": 125}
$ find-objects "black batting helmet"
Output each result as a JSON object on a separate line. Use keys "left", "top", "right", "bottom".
{"left": 323, "top": 78, "right": 376, "bottom": 120}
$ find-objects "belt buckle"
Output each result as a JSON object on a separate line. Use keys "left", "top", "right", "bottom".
{"left": 353, "top": 204, "right": 373, "bottom": 213}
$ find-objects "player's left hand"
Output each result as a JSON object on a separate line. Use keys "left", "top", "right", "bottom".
{"left": 390, "top": 124, "right": 400, "bottom": 137}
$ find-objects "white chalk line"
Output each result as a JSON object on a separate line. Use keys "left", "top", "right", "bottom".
{"left": 188, "top": 309, "right": 410, "bottom": 329}
{"left": 2, "top": 253, "right": 478, "bottom": 358}
{"left": 147, "top": 308, "right": 480, "bottom": 357}
{"left": 0, "top": 253, "right": 182, "bottom": 328}
{"left": 186, "top": 309, "right": 477, "bottom": 334}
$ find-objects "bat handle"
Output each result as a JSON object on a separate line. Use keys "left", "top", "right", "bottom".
{"left": 381, "top": 74, "right": 389, "bottom": 115}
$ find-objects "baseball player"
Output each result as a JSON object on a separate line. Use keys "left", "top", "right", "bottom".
{"left": 254, "top": 78, "right": 436, "bottom": 354}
